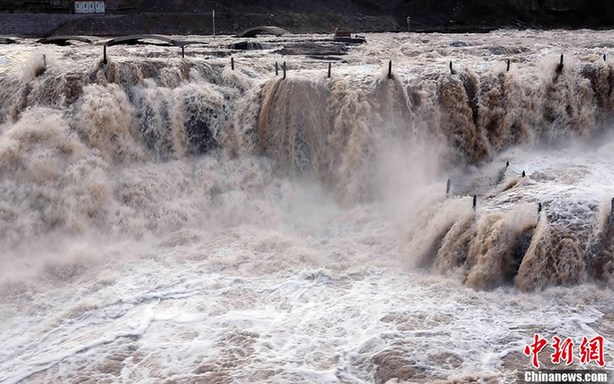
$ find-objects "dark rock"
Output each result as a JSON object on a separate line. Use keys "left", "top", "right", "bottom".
{"left": 227, "top": 41, "right": 265, "bottom": 50}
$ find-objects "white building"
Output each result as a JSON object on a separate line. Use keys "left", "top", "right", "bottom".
{"left": 74, "top": 1, "right": 105, "bottom": 14}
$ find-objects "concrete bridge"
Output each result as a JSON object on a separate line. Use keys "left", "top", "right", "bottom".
{"left": 37, "top": 34, "right": 206, "bottom": 47}
{"left": 104, "top": 34, "right": 205, "bottom": 47}
{"left": 235, "top": 26, "right": 288, "bottom": 38}
{"left": 38, "top": 35, "right": 99, "bottom": 45}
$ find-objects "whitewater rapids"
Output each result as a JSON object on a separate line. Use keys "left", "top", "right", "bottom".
{"left": 0, "top": 30, "right": 613, "bottom": 383}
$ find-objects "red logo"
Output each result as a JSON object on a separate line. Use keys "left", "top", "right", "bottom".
{"left": 551, "top": 336, "right": 574, "bottom": 365}
{"left": 579, "top": 336, "right": 606, "bottom": 367}
{"left": 524, "top": 334, "right": 548, "bottom": 368}
{"left": 524, "top": 334, "right": 607, "bottom": 369}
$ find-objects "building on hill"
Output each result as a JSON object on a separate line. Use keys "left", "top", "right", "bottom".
{"left": 74, "top": 1, "right": 105, "bottom": 13}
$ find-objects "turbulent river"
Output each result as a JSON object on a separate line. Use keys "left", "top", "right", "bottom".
{"left": 0, "top": 30, "right": 613, "bottom": 383}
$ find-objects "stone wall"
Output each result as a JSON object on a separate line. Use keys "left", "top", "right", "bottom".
{"left": 0, "top": 13, "right": 86, "bottom": 36}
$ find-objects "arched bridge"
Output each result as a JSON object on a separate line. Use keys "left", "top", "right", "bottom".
{"left": 235, "top": 26, "right": 288, "bottom": 38}
{"left": 104, "top": 34, "right": 205, "bottom": 47}
{"left": 37, "top": 35, "right": 98, "bottom": 45}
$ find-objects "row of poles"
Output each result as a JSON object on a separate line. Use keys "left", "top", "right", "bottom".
{"left": 223, "top": 57, "right": 560, "bottom": 78}
{"left": 100, "top": 46, "right": 392, "bottom": 78}
{"left": 98, "top": 44, "right": 610, "bottom": 78}
{"left": 445, "top": 162, "right": 524, "bottom": 198}
{"left": 446, "top": 162, "right": 528, "bottom": 212}
{"left": 445, "top": 164, "right": 614, "bottom": 225}
{"left": 225, "top": 53, "right": 587, "bottom": 78}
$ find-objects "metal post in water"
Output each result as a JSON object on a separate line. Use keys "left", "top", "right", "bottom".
{"left": 43, "top": 54, "right": 46, "bottom": 69}
{"left": 283, "top": 61, "right": 286, "bottom": 80}
{"left": 275, "top": 62, "right": 279, "bottom": 76}
{"left": 388, "top": 60, "right": 392, "bottom": 79}
{"left": 604, "top": 54, "right": 607, "bottom": 62}
{"left": 103, "top": 45, "right": 107, "bottom": 64}
{"left": 522, "top": 170, "right": 526, "bottom": 177}
{"left": 506, "top": 59, "right": 510, "bottom": 72}
{"left": 472, "top": 194, "right": 477, "bottom": 210}
{"left": 181, "top": 45, "right": 185, "bottom": 58}
{"left": 556, "top": 54, "right": 564, "bottom": 73}
{"left": 231, "top": 57, "right": 234, "bottom": 71}
{"left": 328, "top": 62, "right": 331, "bottom": 78}
{"left": 212, "top": 10, "right": 216, "bottom": 38}
{"left": 538, "top": 202, "right": 542, "bottom": 214}
{"left": 449, "top": 61, "right": 454, "bottom": 75}
{"left": 506, "top": 161, "right": 509, "bottom": 168}
{"left": 446, "top": 178, "right": 451, "bottom": 196}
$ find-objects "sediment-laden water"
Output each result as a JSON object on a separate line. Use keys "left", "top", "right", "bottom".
{"left": 0, "top": 30, "right": 612, "bottom": 383}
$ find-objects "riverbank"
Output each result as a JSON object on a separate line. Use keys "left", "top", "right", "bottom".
{"left": 1, "top": 0, "right": 614, "bottom": 37}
